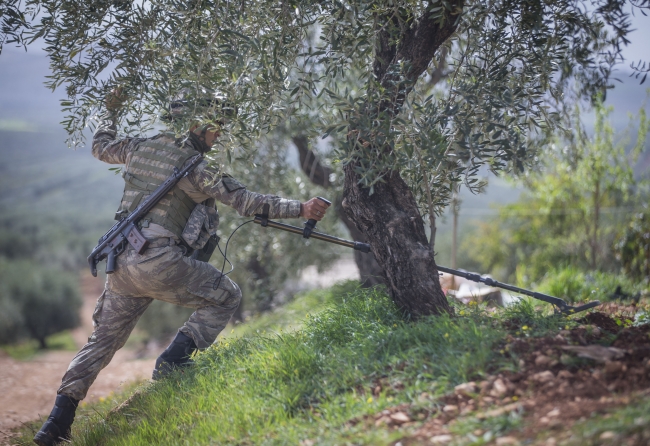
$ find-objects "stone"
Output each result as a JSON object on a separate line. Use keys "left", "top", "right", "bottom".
{"left": 389, "top": 412, "right": 411, "bottom": 425}
{"left": 442, "top": 405, "right": 458, "bottom": 414}
{"left": 490, "top": 379, "right": 508, "bottom": 397}
{"left": 495, "top": 436, "right": 520, "bottom": 445}
{"left": 532, "top": 371, "right": 554, "bottom": 383}
{"left": 599, "top": 431, "right": 616, "bottom": 440}
{"left": 430, "top": 434, "right": 453, "bottom": 444}
{"left": 454, "top": 382, "right": 478, "bottom": 397}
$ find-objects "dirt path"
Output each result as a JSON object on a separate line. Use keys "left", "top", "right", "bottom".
{"left": 0, "top": 273, "right": 155, "bottom": 444}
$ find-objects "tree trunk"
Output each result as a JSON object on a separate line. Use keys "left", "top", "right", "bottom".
{"left": 247, "top": 252, "right": 274, "bottom": 313}
{"left": 343, "top": 168, "right": 450, "bottom": 318}
{"left": 342, "top": 2, "right": 462, "bottom": 318}
{"left": 38, "top": 336, "right": 47, "bottom": 349}
{"left": 293, "top": 135, "right": 385, "bottom": 287}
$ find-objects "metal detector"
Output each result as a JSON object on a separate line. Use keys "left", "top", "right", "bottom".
{"left": 253, "top": 198, "right": 600, "bottom": 316}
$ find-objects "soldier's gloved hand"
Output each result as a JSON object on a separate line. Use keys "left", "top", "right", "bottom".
{"left": 105, "top": 87, "right": 126, "bottom": 112}
{"left": 300, "top": 197, "right": 331, "bottom": 221}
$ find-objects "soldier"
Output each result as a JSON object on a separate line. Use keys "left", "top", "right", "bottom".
{"left": 33, "top": 91, "right": 330, "bottom": 446}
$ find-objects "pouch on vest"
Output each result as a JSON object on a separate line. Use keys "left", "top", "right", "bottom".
{"left": 181, "top": 204, "right": 219, "bottom": 250}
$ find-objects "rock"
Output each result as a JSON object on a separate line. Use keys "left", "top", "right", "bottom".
{"left": 454, "top": 382, "right": 478, "bottom": 397}
{"left": 557, "top": 370, "right": 573, "bottom": 380}
{"left": 495, "top": 436, "right": 520, "bottom": 445}
{"left": 442, "top": 405, "right": 458, "bottom": 414}
{"left": 389, "top": 412, "right": 411, "bottom": 425}
{"left": 430, "top": 434, "right": 453, "bottom": 444}
{"left": 535, "top": 355, "right": 553, "bottom": 367}
{"left": 546, "top": 408, "right": 560, "bottom": 417}
{"left": 477, "top": 402, "right": 522, "bottom": 420}
{"left": 490, "top": 379, "right": 508, "bottom": 397}
{"left": 374, "top": 416, "right": 390, "bottom": 427}
{"left": 604, "top": 361, "right": 626, "bottom": 376}
{"left": 531, "top": 371, "right": 554, "bottom": 383}
{"left": 561, "top": 345, "right": 626, "bottom": 363}
{"left": 599, "top": 431, "right": 616, "bottom": 440}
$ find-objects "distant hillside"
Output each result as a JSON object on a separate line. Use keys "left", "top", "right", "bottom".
{"left": 0, "top": 129, "right": 124, "bottom": 269}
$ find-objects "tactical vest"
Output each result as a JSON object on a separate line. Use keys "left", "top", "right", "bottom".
{"left": 116, "top": 135, "right": 199, "bottom": 238}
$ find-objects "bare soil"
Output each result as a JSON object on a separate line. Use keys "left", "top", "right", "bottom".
{"left": 0, "top": 273, "right": 155, "bottom": 445}
{"left": 347, "top": 305, "right": 650, "bottom": 445}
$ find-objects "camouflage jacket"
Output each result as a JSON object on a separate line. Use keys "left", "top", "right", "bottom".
{"left": 92, "top": 115, "right": 302, "bottom": 238}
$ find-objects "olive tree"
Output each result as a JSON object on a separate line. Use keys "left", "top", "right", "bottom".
{"left": 3, "top": 0, "right": 647, "bottom": 318}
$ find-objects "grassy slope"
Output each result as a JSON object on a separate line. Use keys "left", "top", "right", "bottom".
{"left": 15, "top": 285, "right": 650, "bottom": 445}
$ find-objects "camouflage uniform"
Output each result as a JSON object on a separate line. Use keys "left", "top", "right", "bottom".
{"left": 57, "top": 116, "right": 301, "bottom": 401}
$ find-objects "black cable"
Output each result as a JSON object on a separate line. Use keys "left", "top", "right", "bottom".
{"left": 212, "top": 219, "right": 254, "bottom": 290}
{"left": 218, "top": 244, "right": 234, "bottom": 275}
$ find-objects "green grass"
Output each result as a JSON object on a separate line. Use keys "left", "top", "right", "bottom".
{"left": 1, "top": 329, "right": 77, "bottom": 360}
{"left": 14, "top": 284, "right": 643, "bottom": 445}
{"left": 17, "top": 286, "right": 507, "bottom": 445}
{"left": 227, "top": 280, "right": 362, "bottom": 338}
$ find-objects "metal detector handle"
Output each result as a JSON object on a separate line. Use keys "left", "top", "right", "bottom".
{"left": 303, "top": 196, "right": 331, "bottom": 239}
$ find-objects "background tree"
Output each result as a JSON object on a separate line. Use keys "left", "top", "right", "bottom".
{"left": 464, "top": 101, "right": 649, "bottom": 282}
{"left": 0, "top": 258, "right": 81, "bottom": 348}
{"left": 4, "top": 0, "right": 648, "bottom": 318}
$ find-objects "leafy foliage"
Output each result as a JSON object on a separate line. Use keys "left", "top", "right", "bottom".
{"left": 7, "top": 0, "right": 648, "bottom": 216}
{"left": 615, "top": 209, "right": 650, "bottom": 281}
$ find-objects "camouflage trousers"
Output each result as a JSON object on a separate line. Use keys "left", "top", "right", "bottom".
{"left": 58, "top": 238, "right": 241, "bottom": 401}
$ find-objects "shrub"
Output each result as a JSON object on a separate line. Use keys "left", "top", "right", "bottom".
{"left": 0, "top": 258, "right": 81, "bottom": 348}
{"left": 536, "top": 266, "right": 648, "bottom": 303}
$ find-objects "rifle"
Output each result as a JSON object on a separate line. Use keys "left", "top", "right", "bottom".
{"left": 87, "top": 154, "right": 203, "bottom": 277}
{"left": 253, "top": 198, "right": 600, "bottom": 315}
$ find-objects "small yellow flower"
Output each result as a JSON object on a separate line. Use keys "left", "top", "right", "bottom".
{"left": 564, "top": 325, "right": 569, "bottom": 330}
{"left": 512, "top": 396, "right": 519, "bottom": 401}
{"left": 522, "top": 325, "right": 529, "bottom": 331}
{"left": 393, "top": 324, "right": 397, "bottom": 327}
{"left": 367, "top": 397, "right": 373, "bottom": 403}
{"left": 499, "top": 349, "right": 505, "bottom": 354}
{"left": 444, "top": 333, "right": 450, "bottom": 338}
{"left": 99, "top": 397, "right": 106, "bottom": 403}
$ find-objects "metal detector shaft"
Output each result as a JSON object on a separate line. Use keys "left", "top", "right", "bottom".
{"left": 253, "top": 217, "right": 371, "bottom": 253}
{"left": 437, "top": 265, "right": 600, "bottom": 315}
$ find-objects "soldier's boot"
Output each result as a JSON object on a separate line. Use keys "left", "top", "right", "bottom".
{"left": 152, "top": 331, "right": 198, "bottom": 380}
{"left": 33, "top": 394, "right": 79, "bottom": 446}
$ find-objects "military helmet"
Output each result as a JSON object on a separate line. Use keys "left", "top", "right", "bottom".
{"left": 162, "top": 89, "right": 236, "bottom": 124}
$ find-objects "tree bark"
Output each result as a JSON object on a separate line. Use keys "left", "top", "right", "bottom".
{"left": 343, "top": 168, "right": 450, "bottom": 317}
{"left": 342, "top": 2, "right": 463, "bottom": 318}
{"left": 293, "top": 135, "right": 385, "bottom": 287}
